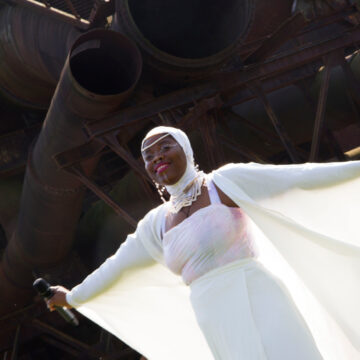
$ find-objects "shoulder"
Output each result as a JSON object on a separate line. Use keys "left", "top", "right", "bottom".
{"left": 211, "top": 162, "right": 267, "bottom": 182}
{"left": 138, "top": 202, "right": 167, "bottom": 232}
{"left": 135, "top": 202, "right": 168, "bottom": 263}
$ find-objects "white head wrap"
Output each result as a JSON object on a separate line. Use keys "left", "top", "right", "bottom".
{"left": 141, "top": 126, "right": 205, "bottom": 213}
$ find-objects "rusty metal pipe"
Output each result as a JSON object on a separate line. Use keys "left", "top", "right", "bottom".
{"left": 0, "top": 29, "right": 142, "bottom": 314}
{"left": 0, "top": 4, "right": 79, "bottom": 109}
{"left": 112, "top": 0, "right": 292, "bottom": 79}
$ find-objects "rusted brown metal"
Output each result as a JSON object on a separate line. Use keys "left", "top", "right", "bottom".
{"left": 219, "top": 134, "right": 266, "bottom": 163}
{"left": 0, "top": 4, "right": 79, "bottom": 108}
{"left": 41, "top": 336, "right": 81, "bottom": 358}
{"left": 99, "top": 135, "right": 155, "bottom": 198}
{"left": 112, "top": 0, "right": 292, "bottom": 80}
{"left": 249, "top": 83, "right": 301, "bottom": 163}
{"left": 0, "top": 125, "right": 41, "bottom": 177}
{"left": 244, "top": 12, "right": 307, "bottom": 65}
{"left": 309, "top": 62, "right": 332, "bottom": 161}
{"left": 296, "top": 77, "right": 347, "bottom": 161}
{"left": 180, "top": 95, "right": 224, "bottom": 129}
{"left": 100, "top": 135, "right": 150, "bottom": 182}
{"left": 224, "top": 110, "right": 283, "bottom": 146}
{"left": 10, "top": 326, "right": 20, "bottom": 360}
{"left": 32, "top": 319, "right": 105, "bottom": 358}
{"left": 84, "top": 22, "right": 360, "bottom": 140}
{"left": 0, "top": 29, "right": 142, "bottom": 314}
{"left": 65, "top": 165, "right": 137, "bottom": 228}
{"left": 309, "top": 52, "right": 344, "bottom": 161}
{"left": 0, "top": 3, "right": 359, "bottom": 358}
{"left": 5, "top": 0, "right": 95, "bottom": 28}
{"left": 294, "top": 0, "right": 351, "bottom": 20}
{"left": 33, "top": 319, "right": 135, "bottom": 359}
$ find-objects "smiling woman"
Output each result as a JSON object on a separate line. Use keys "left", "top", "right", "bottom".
{"left": 46, "top": 126, "right": 360, "bottom": 360}
{"left": 142, "top": 133, "right": 187, "bottom": 186}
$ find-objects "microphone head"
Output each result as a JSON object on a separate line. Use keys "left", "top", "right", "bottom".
{"left": 33, "top": 278, "right": 52, "bottom": 298}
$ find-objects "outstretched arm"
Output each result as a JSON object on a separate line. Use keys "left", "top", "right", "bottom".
{"left": 47, "top": 233, "right": 155, "bottom": 310}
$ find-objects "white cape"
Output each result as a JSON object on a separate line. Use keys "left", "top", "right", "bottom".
{"left": 73, "top": 161, "right": 360, "bottom": 360}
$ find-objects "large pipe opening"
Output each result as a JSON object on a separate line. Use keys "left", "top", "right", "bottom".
{"left": 127, "top": 0, "right": 250, "bottom": 59}
{"left": 70, "top": 33, "right": 142, "bottom": 95}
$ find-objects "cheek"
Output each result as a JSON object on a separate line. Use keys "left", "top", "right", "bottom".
{"left": 144, "top": 162, "right": 154, "bottom": 178}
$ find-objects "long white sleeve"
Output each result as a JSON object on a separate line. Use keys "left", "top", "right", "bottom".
{"left": 66, "top": 233, "right": 156, "bottom": 307}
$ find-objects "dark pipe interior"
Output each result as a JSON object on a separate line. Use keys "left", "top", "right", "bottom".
{"left": 70, "top": 42, "right": 140, "bottom": 95}
{"left": 128, "top": 0, "right": 249, "bottom": 58}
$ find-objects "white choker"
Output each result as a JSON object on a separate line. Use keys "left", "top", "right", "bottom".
{"left": 165, "top": 167, "right": 205, "bottom": 214}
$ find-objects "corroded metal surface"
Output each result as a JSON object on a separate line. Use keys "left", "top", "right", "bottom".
{"left": 112, "top": 0, "right": 292, "bottom": 80}
{"left": 0, "top": 1, "right": 359, "bottom": 358}
{"left": 0, "top": 5, "right": 79, "bottom": 108}
{"left": 0, "top": 29, "right": 142, "bottom": 314}
{"left": 3, "top": 0, "right": 108, "bottom": 28}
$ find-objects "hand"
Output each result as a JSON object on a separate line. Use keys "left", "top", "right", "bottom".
{"left": 46, "top": 285, "right": 72, "bottom": 311}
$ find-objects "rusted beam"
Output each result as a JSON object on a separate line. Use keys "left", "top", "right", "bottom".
{"left": 31, "top": 319, "right": 104, "bottom": 358}
{"left": 63, "top": 0, "right": 81, "bottom": 19}
{"left": 84, "top": 84, "right": 217, "bottom": 138}
{"left": 99, "top": 134, "right": 155, "bottom": 199}
{"left": 224, "top": 110, "right": 283, "bottom": 146}
{"left": 0, "top": 126, "right": 40, "bottom": 177}
{"left": 224, "top": 63, "right": 320, "bottom": 107}
{"left": 244, "top": 13, "right": 307, "bottom": 65}
{"left": 309, "top": 63, "right": 331, "bottom": 161}
{"left": 250, "top": 83, "right": 301, "bottom": 163}
{"left": 309, "top": 52, "right": 344, "bottom": 160}
{"left": 196, "top": 112, "right": 224, "bottom": 169}
{"left": 7, "top": 0, "right": 90, "bottom": 28}
{"left": 218, "top": 134, "right": 266, "bottom": 163}
{"left": 66, "top": 165, "right": 137, "bottom": 228}
{"left": 10, "top": 326, "right": 20, "bottom": 360}
{"left": 100, "top": 135, "right": 150, "bottom": 182}
{"left": 88, "top": 0, "right": 115, "bottom": 28}
{"left": 179, "top": 95, "right": 223, "bottom": 130}
{"left": 297, "top": 76, "right": 347, "bottom": 160}
{"left": 236, "top": 6, "right": 358, "bottom": 61}
{"left": 41, "top": 335, "right": 81, "bottom": 357}
{"left": 85, "top": 24, "right": 360, "bottom": 140}
{"left": 0, "top": 30, "right": 142, "bottom": 315}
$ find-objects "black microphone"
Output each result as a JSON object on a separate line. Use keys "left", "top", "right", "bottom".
{"left": 33, "top": 278, "right": 79, "bottom": 326}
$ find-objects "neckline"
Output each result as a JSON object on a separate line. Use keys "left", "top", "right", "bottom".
{"left": 163, "top": 203, "right": 237, "bottom": 239}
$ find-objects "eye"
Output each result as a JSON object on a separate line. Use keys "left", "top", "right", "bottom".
{"left": 161, "top": 143, "right": 177, "bottom": 152}
{"left": 160, "top": 144, "right": 171, "bottom": 151}
{"left": 143, "top": 153, "right": 153, "bottom": 162}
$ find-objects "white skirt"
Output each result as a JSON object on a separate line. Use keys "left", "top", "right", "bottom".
{"left": 189, "top": 258, "right": 323, "bottom": 360}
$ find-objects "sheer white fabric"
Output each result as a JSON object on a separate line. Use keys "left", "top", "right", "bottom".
{"left": 66, "top": 161, "right": 360, "bottom": 360}
{"left": 163, "top": 180, "right": 257, "bottom": 285}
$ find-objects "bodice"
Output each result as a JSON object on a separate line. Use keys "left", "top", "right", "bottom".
{"left": 162, "top": 181, "right": 258, "bottom": 284}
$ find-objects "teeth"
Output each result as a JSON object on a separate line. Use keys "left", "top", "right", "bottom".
{"left": 157, "top": 164, "right": 168, "bottom": 172}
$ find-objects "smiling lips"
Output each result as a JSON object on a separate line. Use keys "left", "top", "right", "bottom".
{"left": 155, "top": 162, "right": 170, "bottom": 174}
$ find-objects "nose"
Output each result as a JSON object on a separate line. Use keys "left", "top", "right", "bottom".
{"left": 152, "top": 152, "right": 164, "bottom": 163}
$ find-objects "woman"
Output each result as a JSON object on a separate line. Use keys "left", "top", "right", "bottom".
{"left": 48, "top": 126, "right": 360, "bottom": 360}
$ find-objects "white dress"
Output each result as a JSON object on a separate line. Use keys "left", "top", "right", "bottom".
{"left": 162, "top": 180, "right": 323, "bottom": 359}
{"left": 66, "top": 162, "right": 360, "bottom": 360}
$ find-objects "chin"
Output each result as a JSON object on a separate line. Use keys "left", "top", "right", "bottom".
{"left": 156, "top": 173, "right": 178, "bottom": 186}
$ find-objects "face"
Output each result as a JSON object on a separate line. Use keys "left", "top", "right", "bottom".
{"left": 142, "top": 133, "right": 187, "bottom": 186}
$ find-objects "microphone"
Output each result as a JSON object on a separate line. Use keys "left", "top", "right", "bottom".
{"left": 33, "top": 278, "right": 79, "bottom": 326}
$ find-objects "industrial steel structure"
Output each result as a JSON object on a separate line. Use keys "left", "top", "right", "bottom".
{"left": 0, "top": 0, "right": 359, "bottom": 358}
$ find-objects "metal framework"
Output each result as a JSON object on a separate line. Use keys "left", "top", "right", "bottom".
{"left": 1, "top": 3, "right": 360, "bottom": 359}
{"left": 48, "top": 5, "right": 360, "bottom": 231}
{"left": 5, "top": 0, "right": 113, "bottom": 29}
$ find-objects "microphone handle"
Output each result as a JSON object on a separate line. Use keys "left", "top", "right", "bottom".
{"left": 53, "top": 304, "right": 79, "bottom": 326}
{"left": 33, "top": 278, "right": 79, "bottom": 326}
